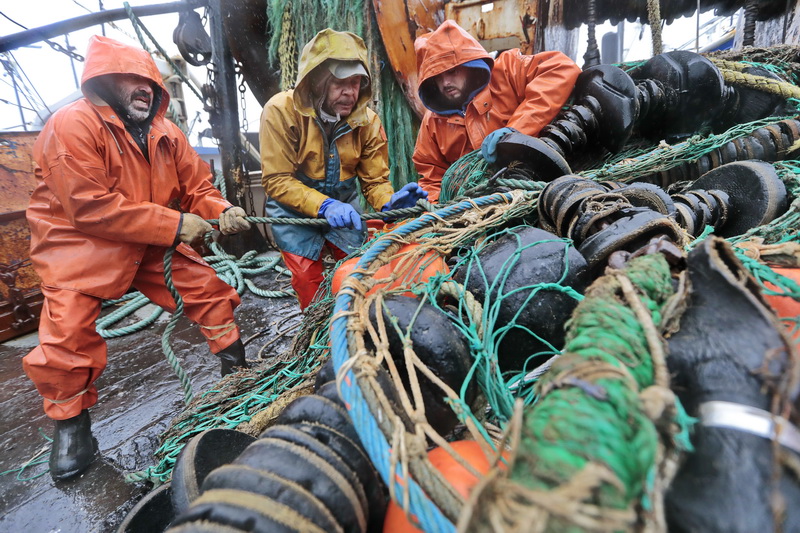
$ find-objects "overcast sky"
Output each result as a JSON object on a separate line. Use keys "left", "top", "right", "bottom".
{"left": 0, "top": 0, "right": 263, "bottom": 141}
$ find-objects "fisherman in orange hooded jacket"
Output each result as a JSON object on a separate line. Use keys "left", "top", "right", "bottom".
{"left": 24, "top": 35, "right": 252, "bottom": 481}
{"left": 412, "top": 20, "right": 581, "bottom": 202}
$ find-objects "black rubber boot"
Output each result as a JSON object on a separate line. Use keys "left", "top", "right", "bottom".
{"left": 216, "top": 339, "right": 248, "bottom": 377}
{"left": 49, "top": 409, "right": 96, "bottom": 481}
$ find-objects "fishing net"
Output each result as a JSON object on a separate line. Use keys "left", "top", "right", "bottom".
{"left": 133, "top": 45, "right": 800, "bottom": 532}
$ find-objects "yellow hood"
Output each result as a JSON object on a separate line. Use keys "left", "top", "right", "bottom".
{"left": 293, "top": 29, "right": 372, "bottom": 127}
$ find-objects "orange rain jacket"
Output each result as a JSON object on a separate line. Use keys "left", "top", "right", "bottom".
{"left": 412, "top": 21, "right": 581, "bottom": 201}
{"left": 27, "top": 35, "right": 232, "bottom": 300}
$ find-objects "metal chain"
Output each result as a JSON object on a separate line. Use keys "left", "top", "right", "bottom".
{"left": 235, "top": 62, "right": 258, "bottom": 218}
{"left": 203, "top": 61, "right": 220, "bottom": 147}
{"left": 45, "top": 39, "right": 84, "bottom": 62}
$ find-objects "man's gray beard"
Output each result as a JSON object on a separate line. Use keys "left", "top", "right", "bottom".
{"left": 115, "top": 86, "right": 152, "bottom": 123}
{"left": 123, "top": 102, "right": 150, "bottom": 123}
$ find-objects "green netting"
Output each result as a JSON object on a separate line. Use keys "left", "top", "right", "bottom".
{"left": 464, "top": 254, "right": 694, "bottom": 532}
{"left": 125, "top": 50, "right": 800, "bottom": 522}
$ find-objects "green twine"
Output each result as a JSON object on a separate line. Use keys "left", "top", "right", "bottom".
{"left": 0, "top": 429, "right": 52, "bottom": 482}
{"left": 507, "top": 254, "right": 693, "bottom": 531}
{"left": 161, "top": 247, "right": 194, "bottom": 406}
{"left": 125, "top": 303, "right": 334, "bottom": 485}
{"left": 439, "top": 151, "right": 491, "bottom": 203}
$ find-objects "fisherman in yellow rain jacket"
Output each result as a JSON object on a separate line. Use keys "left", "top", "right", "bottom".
{"left": 259, "top": 29, "right": 427, "bottom": 309}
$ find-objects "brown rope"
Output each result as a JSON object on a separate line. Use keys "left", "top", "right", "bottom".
{"left": 647, "top": 0, "right": 663, "bottom": 56}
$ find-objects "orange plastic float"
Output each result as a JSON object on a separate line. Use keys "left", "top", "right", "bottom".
{"left": 762, "top": 266, "right": 800, "bottom": 349}
{"left": 382, "top": 440, "right": 496, "bottom": 532}
{"left": 331, "top": 243, "right": 449, "bottom": 297}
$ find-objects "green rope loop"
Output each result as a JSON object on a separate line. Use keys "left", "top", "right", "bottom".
{"left": 162, "top": 247, "right": 195, "bottom": 405}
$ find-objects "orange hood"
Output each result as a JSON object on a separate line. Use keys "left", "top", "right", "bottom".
{"left": 414, "top": 20, "right": 493, "bottom": 114}
{"left": 80, "top": 35, "right": 169, "bottom": 118}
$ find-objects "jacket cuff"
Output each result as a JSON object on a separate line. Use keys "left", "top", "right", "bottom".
{"left": 173, "top": 213, "right": 184, "bottom": 246}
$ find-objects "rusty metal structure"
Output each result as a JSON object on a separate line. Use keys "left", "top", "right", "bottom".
{"left": 0, "top": 132, "right": 41, "bottom": 342}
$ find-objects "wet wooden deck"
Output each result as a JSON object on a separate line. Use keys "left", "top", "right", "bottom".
{"left": 0, "top": 264, "right": 300, "bottom": 532}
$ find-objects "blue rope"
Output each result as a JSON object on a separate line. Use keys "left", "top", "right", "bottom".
{"left": 331, "top": 192, "right": 519, "bottom": 532}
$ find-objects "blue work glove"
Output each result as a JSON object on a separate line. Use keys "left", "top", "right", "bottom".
{"left": 382, "top": 182, "right": 429, "bottom": 211}
{"left": 318, "top": 198, "right": 362, "bottom": 230}
{"left": 480, "top": 127, "right": 517, "bottom": 163}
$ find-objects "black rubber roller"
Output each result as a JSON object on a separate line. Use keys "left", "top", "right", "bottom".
{"left": 494, "top": 131, "right": 572, "bottom": 181}
{"left": 118, "top": 482, "right": 176, "bottom": 533}
{"left": 273, "top": 395, "right": 360, "bottom": 444}
{"left": 688, "top": 160, "right": 788, "bottom": 238}
{"left": 314, "top": 357, "right": 335, "bottom": 391}
{"left": 256, "top": 426, "right": 369, "bottom": 519}
{"left": 168, "top": 488, "right": 328, "bottom": 533}
{"left": 316, "top": 382, "right": 345, "bottom": 408}
{"left": 234, "top": 437, "right": 367, "bottom": 533}
{"left": 170, "top": 428, "right": 256, "bottom": 515}
{"left": 201, "top": 465, "right": 341, "bottom": 532}
{"left": 291, "top": 421, "right": 388, "bottom": 532}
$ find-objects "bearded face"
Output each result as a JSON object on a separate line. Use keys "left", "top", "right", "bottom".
{"left": 434, "top": 65, "right": 472, "bottom": 108}
{"left": 111, "top": 74, "right": 155, "bottom": 123}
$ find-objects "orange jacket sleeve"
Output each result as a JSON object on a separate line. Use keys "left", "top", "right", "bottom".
{"left": 38, "top": 115, "right": 182, "bottom": 247}
{"left": 412, "top": 114, "right": 448, "bottom": 203}
{"left": 169, "top": 124, "right": 233, "bottom": 221}
{"left": 501, "top": 50, "right": 581, "bottom": 137}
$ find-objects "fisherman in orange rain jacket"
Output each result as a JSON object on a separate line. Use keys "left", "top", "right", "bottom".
{"left": 412, "top": 20, "right": 581, "bottom": 202}
{"left": 24, "top": 35, "right": 252, "bottom": 481}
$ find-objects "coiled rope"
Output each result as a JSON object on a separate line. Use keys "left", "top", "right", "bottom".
{"left": 117, "top": 203, "right": 434, "bottom": 408}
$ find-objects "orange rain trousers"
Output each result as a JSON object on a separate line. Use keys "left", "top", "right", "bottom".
{"left": 23, "top": 246, "right": 241, "bottom": 420}
{"left": 281, "top": 243, "right": 348, "bottom": 310}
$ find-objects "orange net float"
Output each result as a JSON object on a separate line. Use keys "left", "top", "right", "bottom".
{"left": 331, "top": 243, "right": 449, "bottom": 297}
{"left": 761, "top": 266, "right": 800, "bottom": 349}
{"left": 382, "top": 440, "right": 497, "bottom": 532}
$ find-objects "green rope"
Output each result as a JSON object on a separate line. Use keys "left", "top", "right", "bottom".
{"left": 123, "top": 2, "right": 204, "bottom": 101}
{"left": 0, "top": 430, "right": 51, "bottom": 481}
{"left": 494, "top": 254, "right": 693, "bottom": 531}
{"left": 161, "top": 247, "right": 195, "bottom": 406}
{"left": 206, "top": 204, "right": 428, "bottom": 227}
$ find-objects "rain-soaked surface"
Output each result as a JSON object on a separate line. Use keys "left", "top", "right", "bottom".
{"left": 0, "top": 259, "right": 301, "bottom": 532}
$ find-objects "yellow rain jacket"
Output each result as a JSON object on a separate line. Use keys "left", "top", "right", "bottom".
{"left": 259, "top": 29, "right": 394, "bottom": 260}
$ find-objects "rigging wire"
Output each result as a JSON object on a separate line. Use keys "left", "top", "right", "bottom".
{"left": 0, "top": 10, "right": 27, "bottom": 29}
{"left": 7, "top": 51, "right": 52, "bottom": 116}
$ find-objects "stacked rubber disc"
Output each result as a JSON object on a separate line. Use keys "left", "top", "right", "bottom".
{"left": 165, "top": 359, "right": 388, "bottom": 533}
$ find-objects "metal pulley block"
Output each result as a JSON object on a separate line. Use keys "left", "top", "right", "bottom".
{"left": 173, "top": 9, "right": 212, "bottom": 66}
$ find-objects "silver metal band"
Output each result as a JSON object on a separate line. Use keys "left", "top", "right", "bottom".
{"left": 699, "top": 400, "right": 800, "bottom": 455}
